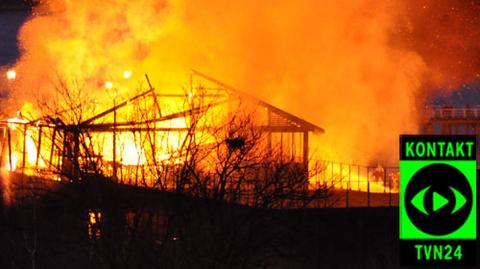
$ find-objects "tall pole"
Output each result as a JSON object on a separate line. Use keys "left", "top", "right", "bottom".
{"left": 384, "top": 167, "right": 387, "bottom": 193}
{"left": 357, "top": 165, "right": 360, "bottom": 190}
{"left": 389, "top": 170, "right": 392, "bottom": 207}
{"left": 49, "top": 128, "right": 56, "bottom": 169}
{"left": 22, "top": 125, "right": 27, "bottom": 169}
{"left": 7, "top": 128, "right": 12, "bottom": 171}
{"left": 303, "top": 131, "right": 309, "bottom": 170}
{"left": 113, "top": 98, "right": 117, "bottom": 182}
{"left": 35, "top": 127, "right": 42, "bottom": 168}
{"left": 367, "top": 167, "right": 370, "bottom": 207}
{"left": 267, "top": 110, "right": 272, "bottom": 155}
{"left": 73, "top": 128, "right": 80, "bottom": 180}
{"left": 346, "top": 180, "right": 349, "bottom": 208}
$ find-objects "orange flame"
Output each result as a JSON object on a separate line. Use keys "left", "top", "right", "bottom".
{"left": 4, "top": 0, "right": 430, "bottom": 166}
{"left": 4, "top": 0, "right": 478, "bottom": 171}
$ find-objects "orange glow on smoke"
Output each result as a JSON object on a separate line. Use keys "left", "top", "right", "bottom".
{"left": 3, "top": 0, "right": 473, "bottom": 200}
{"left": 3, "top": 0, "right": 433, "bottom": 168}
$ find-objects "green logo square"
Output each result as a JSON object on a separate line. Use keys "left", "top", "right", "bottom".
{"left": 400, "top": 160, "right": 476, "bottom": 240}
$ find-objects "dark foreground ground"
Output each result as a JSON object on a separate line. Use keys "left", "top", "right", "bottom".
{"left": 0, "top": 173, "right": 473, "bottom": 269}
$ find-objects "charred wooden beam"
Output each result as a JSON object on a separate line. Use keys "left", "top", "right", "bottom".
{"left": 49, "top": 128, "right": 56, "bottom": 169}
{"left": 80, "top": 88, "right": 155, "bottom": 126}
{"left": 22, "top": 124, "right": 26, "bottom": 168}
{"left": 303, "top": 131, "right": 309, "bottom": 169}
{"left": 75, "top": 99, "right": 228, "bottom": 130}
{"left": 35, "top": 126, "right": 42, "bottom": 168}
{"left": 260, "top": 126, "right": 312, "bottom": 133}
{"left": 86, "top": 127, "right": 193, "bottom": 133}
{"left": 7, "top": 128, "right": 12, "bottom": 171}
{"left": 154, "top": 93, "right": 227, "bottom": 98}
{"left": 73, "top": 128, "right": 80, "bottom": 180}
{"left": 191, "top": 69, "right": 324, "bottom": 134}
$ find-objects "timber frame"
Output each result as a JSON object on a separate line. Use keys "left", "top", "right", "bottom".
{"left": 0, "top": 71, "right": 324, "bottom": 183}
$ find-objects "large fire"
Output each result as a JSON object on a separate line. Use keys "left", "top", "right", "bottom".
{"left": 4, "top": 0, "right": 429, "bottom": 166}
{"left": 1, "top": 1, "right": 479, "bottom": 198}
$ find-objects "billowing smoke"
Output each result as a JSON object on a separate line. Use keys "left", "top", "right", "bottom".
{"left": 2, "top": 0, "right": 479, "bottom": 164}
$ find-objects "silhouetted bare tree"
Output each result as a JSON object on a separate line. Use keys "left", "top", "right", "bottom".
{"left": 1, "top": 78, "right": 328, "bottom": 268}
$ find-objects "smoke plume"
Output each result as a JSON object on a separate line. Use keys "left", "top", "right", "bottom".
{"left": 3, "top": 0, "right": 480, "bottom": 164}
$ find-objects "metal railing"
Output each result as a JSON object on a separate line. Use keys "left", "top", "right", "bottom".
{"left": 427, "top": 106, "right": 480, "bottom": 120}
{"left": 309, "top": 160, "right": 399, "bottom": 208}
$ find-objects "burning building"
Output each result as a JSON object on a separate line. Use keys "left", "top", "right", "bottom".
{"left": 6, "top": 0, "right": 480, "bottom": 206}
{"left": 0, "top": 70, "right": 328, "bottom": 206}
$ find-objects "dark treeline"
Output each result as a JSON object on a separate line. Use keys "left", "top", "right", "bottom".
{"left": 0, "top": 175, "right": 403, "bottom": 269}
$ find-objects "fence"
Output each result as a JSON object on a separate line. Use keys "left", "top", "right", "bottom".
{"left": 0, "top": 120, "right": 401, "bottom": 208}
{"left": 427, "top": 106, "right": 480, "bottom": 120}
{"left": 309, "top": 160, "right": 399, "bottom": 208}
